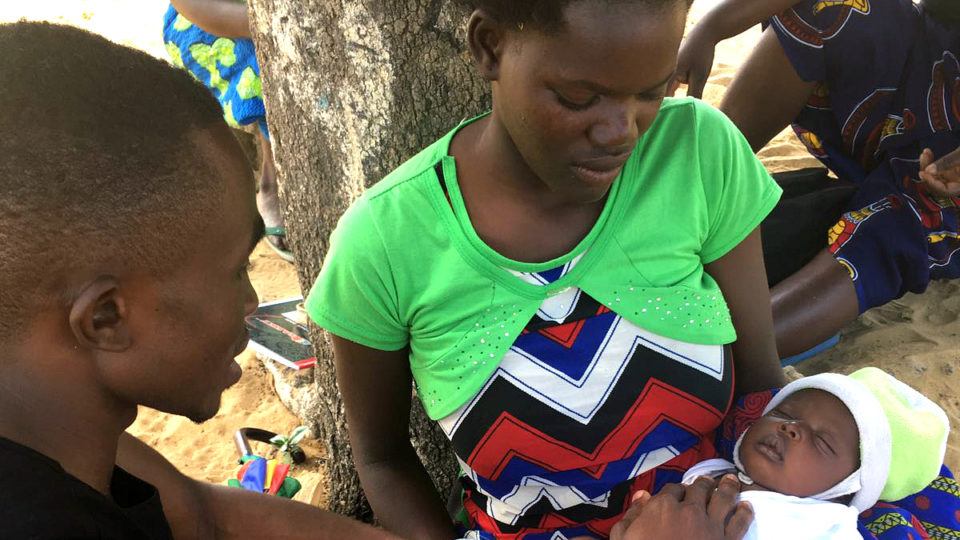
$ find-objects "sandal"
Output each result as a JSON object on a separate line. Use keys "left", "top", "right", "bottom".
{"left": 264, "top": 226, "right": 295, "bottom": 263}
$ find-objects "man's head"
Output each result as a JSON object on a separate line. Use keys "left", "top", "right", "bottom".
{"left": 0, "top": 22, "right": 262, "bottom": 423}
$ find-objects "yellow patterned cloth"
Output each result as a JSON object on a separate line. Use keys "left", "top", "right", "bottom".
{"left": 161, "top": 4, "right": 267, "bottom": 136}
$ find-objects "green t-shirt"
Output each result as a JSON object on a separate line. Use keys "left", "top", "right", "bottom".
{"left": 306, "top": 97, "right": 782, "bottom": 419}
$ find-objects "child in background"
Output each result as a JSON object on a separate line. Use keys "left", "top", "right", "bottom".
{"left": 683, "top": 368, "right": 950, "bottom": 539}
{"left": 163, "top": 0, "right": 293, "bottom": 262}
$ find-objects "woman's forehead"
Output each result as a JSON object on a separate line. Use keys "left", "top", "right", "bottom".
{"left": 512, "top": 3, "right": 685, "bottom": 86}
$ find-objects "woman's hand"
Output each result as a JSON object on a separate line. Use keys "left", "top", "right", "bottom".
{"left": 919, "top": 147, "right": 960, "bottom": 198}
{"left": 610, "top": 476, "right": 754, "bottom": 540}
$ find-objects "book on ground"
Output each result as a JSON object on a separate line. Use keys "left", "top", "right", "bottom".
{"left": 244, "top": 297, "right": 317, "bottom": 370}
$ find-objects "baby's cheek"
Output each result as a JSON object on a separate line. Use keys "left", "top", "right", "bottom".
{"left": 790, "top": 454, "right": 843, "bottom": 495}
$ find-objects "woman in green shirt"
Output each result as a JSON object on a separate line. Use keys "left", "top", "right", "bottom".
{"left": 308, "top": 1, "right": 784, "bottom": 538}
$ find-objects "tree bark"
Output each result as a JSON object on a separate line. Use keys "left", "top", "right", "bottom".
{"left": 248, "top": 0, "right": 490, "bottom": 519}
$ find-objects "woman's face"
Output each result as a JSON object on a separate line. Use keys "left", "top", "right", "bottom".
{"left": 491, "top": 0, "right": 687, "bottom": 204}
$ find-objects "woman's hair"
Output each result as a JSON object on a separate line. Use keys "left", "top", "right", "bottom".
{"left": 454, "top": 0, "right": 692, "bottom": 32}
{"left": 922, "top": 0, "right": 960, "bottom": 27}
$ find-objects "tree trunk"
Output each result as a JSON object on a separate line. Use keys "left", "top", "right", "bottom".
{"left": 248, "top": 0, "right": 490, "bottom": 519}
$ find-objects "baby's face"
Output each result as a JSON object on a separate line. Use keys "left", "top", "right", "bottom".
{"left": 739, "top": 389, "right": 860, "bottom": 497}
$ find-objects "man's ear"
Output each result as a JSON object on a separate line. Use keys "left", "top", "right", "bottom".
{"left": 466, "top": 9, "right": 508, "bottom": 81}
{"left": 68, "top": 276, "right": 132, "bottom": 352}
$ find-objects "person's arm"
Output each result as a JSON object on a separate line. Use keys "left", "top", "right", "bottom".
{"left": 670, "top": 0, "right": 801, "bottom": 98}
{"left": 331, "top": 335, "right": 457, "bottom": 540}
{"left": 705, "top": 228, "right": 786, "bottom": 394}
{"left": 116, "top": 433, "right": 399, "bottom": 539}
{"left": 170, "top": 0, "right": 251, "bottom": 38}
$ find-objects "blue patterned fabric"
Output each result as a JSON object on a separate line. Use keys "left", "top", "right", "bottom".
{"left": 162, "top": 4, "right": 268, "bottom": 137}
{"left": 769, "top": 0, "right": 960, "bottom": 312}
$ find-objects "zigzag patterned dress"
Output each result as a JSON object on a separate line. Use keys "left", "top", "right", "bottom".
{"left": 444, "top": 256, "right": 733, "bottom": 539}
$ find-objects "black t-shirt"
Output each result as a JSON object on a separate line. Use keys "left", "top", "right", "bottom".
{"left": 0, "top": 436, "right": 173, "bottom": 539}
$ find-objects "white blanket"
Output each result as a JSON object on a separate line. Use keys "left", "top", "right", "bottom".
{"left": 682, "top": 459, "right": 861, "bottom": 540}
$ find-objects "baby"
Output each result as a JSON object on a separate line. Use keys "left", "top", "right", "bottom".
{"left": 683, "top": 367, "right": 950, "bottom": 539}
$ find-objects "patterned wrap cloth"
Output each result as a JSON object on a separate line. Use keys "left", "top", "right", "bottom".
{"left": 161, "top": 4, "right": 268, "bottom": 137}
{"left": 770, "top": 0, "right": 960, "bottom": 312}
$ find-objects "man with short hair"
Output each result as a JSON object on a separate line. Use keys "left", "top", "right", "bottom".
{"left": 0, "top": 21, "right": 394, "bottom": 539}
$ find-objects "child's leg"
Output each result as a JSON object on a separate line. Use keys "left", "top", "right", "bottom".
{"left": 771, "top": 153, "right": 959, "bottom": 358}
{"left": 720, "top": 26, "right": 853, "bottom": 357}
{"left": 257, "top": 131, "right": 291, "bottom": 258}
{"left": 257, "top": 131, "right": 280, "bottom": 224}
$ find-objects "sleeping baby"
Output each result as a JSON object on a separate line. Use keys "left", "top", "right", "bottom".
{"left": 683, "top": 367, "right": 949, "bottom": 539}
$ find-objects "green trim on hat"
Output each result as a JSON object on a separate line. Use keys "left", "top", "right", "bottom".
{"left": 849, "top": 367, "right": 950, "bottom": 502}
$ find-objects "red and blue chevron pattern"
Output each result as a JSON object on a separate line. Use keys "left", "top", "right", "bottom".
{"left": 443, "top": 264, "right": 734, "bottom": 539}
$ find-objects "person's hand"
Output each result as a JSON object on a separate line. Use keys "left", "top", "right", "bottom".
{"left": 609, "top": 476, "right": 754, "bottom": 540}
{"left": 668, "top": 24, "right": 718, "bottom": 99}
{"left": 918, "top": 147, "right": 960, "bottom": 198}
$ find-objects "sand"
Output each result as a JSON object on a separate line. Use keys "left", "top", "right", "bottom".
{"left": 4, "top": 0, "right": 957, "bottom": 508}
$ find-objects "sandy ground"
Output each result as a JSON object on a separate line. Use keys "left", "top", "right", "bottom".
{"left": 4, "top": 0, "right": 957, "bottom": 508}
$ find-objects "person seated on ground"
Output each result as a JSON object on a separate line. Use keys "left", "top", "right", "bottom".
{"left": 671, "top": 0, "right": 960, "bottom": 358}
{"left": 0, "top": 21, "right": 393, "bottom": 539}
{"left": 683, "top": 368, "right": 949, "bottom": 539}
{"left": 163, "top": 0, "right": 292, "bottom": 262}
{"left": 305, "top": 0, "right": 960, "bottom": 537}
{"left": 307, "top": 0, "right": 790, "bottom": 537}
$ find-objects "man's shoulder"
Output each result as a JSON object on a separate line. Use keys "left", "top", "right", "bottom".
{"left": 0, "top": 435, "right": 79, "bottom": 490}
{"left": 0, "top": 437, "right": 100, "bottom": 537}
{"left": 0, "top": 437, "right": 172, "bottom": 539}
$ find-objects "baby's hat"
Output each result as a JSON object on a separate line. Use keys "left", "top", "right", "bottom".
{"left": 761, "top": 367, "right": 949, "bottom": 512}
